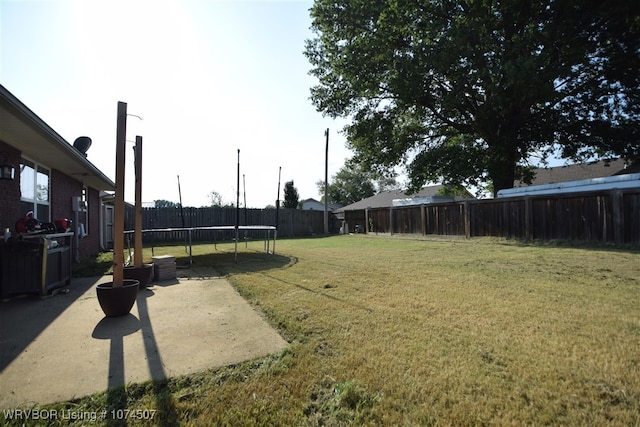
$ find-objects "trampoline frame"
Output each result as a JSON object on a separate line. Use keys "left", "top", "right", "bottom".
{"left": 124, "top": 225, "right": 276, "bottom": 267}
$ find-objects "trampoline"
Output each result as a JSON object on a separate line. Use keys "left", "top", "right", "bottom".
{"left": 125, "top": 149, "right": 281, "bottom": 267}
{"left": 125, "top": 225, "right": 277, "bottom": 267}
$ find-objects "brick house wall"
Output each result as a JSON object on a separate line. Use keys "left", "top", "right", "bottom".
{"left": 1, "top": 139, "right": 105, "bottom": 259}
{"left": 0, "top": 141, "right": 22, "bottom": 232}
{"left": 50, "top": 170, "right": 103, "bottom": 258}
{"left": 50, "top": 169, "right": 83, "bottom": 221}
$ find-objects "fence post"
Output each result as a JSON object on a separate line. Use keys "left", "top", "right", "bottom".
{"left": 464, "top": 201, "right": 471, "bottom": 238}
{"left": 524, "top": 196, "right": 532, "bottom": 240}
{"left": 365, "top": 208, "right": 369, "bottom": 234}
{"left": 389, "top": 207, "right": 394, "bottom": 235}
{"left": 421, "top": 205, "right": 426, "bottom": 236}
{"left": 612, "top": 190, "right": 624, "bottom": 245}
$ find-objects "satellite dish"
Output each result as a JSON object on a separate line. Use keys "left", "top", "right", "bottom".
{"left": 73, "top": 136, "right": 92, "bottom": 156}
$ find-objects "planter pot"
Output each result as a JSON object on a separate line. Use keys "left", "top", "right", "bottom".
{"left": 123, "top": 263, "right": 153, "bottom": 290}
{"left": 96, "top": 279, "right": 139, "bottom": 317}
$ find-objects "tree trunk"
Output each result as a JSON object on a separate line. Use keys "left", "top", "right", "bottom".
{"left": 487, "top": 144, "right": 517, "bottom": 198}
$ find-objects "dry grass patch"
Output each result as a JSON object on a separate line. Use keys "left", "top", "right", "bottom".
{"left": 215, "top": 236, "right": 639, "bottom": 425}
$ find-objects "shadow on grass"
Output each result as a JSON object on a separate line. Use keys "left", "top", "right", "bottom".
{"left": 72, "top": 252, "right": 114, "bottom": 277}
{"left": 171, "top": 243, "right": 377, "bottom": 313}
{"left": 176, "top": 250, "right": 294, "bottom": 276}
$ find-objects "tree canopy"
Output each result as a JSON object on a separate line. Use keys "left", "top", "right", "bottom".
{"left": 305, "top": 0, "right": 640, "bottom": 195}
{"left": 317, "top": 160, "right": 397, "bottom": 205}
{"left": 208, "top": 191, "right": 223, "bottom": 208}
{"left": 283, "top": 180, "right": 300, "bottom": 208}
{"left": 154, "top": 199, "right": 180, "bottom": 208}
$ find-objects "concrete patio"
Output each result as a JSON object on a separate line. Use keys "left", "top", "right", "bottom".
{"left": 0, "top": 272, "right": 288, "bottom": 409}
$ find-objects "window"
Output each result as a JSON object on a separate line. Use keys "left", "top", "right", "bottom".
{"left": 20, "top": 158, "right": 50, "bottom": 221}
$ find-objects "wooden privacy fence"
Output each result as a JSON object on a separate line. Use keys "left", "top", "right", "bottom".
{"left": 343, "top": 189, "right": 640, "bottom": 245}
{"left": 124, "top": 207, "right": 338, "bottom": 243}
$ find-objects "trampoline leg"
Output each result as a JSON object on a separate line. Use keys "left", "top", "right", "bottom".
{"left": 188, "top": 229, "right": 193, "bottom": 267}
{"left": 272, "top": 230, "right": 277, "bottom": 255}
{"left": 234, "top": 228, "right": 238, "bottom": 263}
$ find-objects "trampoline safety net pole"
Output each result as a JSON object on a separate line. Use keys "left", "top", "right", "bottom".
{"left": 274, "top": 166, "right": 281, "bottom": 255}
{"left": 235, "top": 149, "right": 240, "bottom": 263}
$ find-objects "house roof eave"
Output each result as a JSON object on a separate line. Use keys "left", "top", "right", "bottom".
{"left": 0, "top": 85, "right": 115, "bottom": 191}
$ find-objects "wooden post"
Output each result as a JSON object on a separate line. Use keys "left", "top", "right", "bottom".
{"left": 421, "top": 205, "right": 426, "bottom": 236}
{"left": 113, "top": 101, "right": 127, "bottom": 287}
{"left": 464, "top": 201, "right": 471, "bottom": 238}
{"left": 134, "top": 135, "right": 143, "bottom": 268}
{"left": 389, "top": 207, "right": 394, "bottom": 235}
{"left": 365, "top": 208, "right": 369, "bottom": 234}
{"left": 612, "top": 190, "right": 624, "bottom": 245}
{"left": 524, "top": 196, "right": 532, "bottom": 241}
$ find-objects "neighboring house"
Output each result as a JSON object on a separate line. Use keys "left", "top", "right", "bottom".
{"left": 0, "top": 84, "right": 115, "bottom": 259}
{"left": 300, "top": 198, "right": 343, "bottom": 211}
{"left": 515, "top": 158, "right": 636, "bottom": 187}
{"left": 336, "top": 184, "right": 472, "bottom": 213}
{"left": 334, "top": 184, "right": 473, "bottom": 234}
{"left": 499, "top": 159, "right": 640, "bottom": 197}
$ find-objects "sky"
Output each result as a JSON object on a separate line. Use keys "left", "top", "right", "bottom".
{"left": 1, "top": 0, "right": 354, "bottom": 208}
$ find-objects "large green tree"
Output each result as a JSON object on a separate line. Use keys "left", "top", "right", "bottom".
{"left": 305, "top": 0, "right": 640, "bottom": 195}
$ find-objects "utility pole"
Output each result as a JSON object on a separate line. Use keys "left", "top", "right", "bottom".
{"left": 324, "top": 128, "right": 329, "bottom": 235}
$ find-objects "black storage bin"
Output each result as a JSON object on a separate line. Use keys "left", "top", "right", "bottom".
{"left": 0, "top": 240, "right": 43, "bottom": 298}
{"left": 0, "top": 233, "right": 73, "bottom": 299}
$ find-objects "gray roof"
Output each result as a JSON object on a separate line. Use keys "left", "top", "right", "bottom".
{"left": 301, "top": 198, "right": 343, "bottom": 211}
{"left": 0, "top": 84, "right": 115, "bottom": 191}
{"left": 337, "top": 184, "right": 448, "bottom": 211}
{"left": 517, "top": 159, "right": 634, "bottom": 187}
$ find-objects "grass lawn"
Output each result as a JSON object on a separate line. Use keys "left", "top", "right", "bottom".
{"left": 20, "top": 236, "right": 640, "bottom": 425}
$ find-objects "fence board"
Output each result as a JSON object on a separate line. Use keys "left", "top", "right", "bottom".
{"left": 623, "top": 192, "right": 640, "bottom": 244}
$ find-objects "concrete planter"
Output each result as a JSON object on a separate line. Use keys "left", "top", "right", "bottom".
{"left": 96, "top": 279, "right": 139, "bottom": 317}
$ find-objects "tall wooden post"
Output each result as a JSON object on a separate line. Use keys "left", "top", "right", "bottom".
{"left": 464, "top": 201, "right": 471, "bottom": 238}
{"left": 365, "top": 208, "right": 370, "bottom": 234}
{"left": 524, "top": 196, "right": 533, "bottom": 241}
{"left": 113, "top": 101, "right": 127, "bottom": 287}
{"left": 134, "top": 135, "right": 143, "bottom": 268}
{"left": 612, "top": 190, "right": 624, "bottom": 245}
